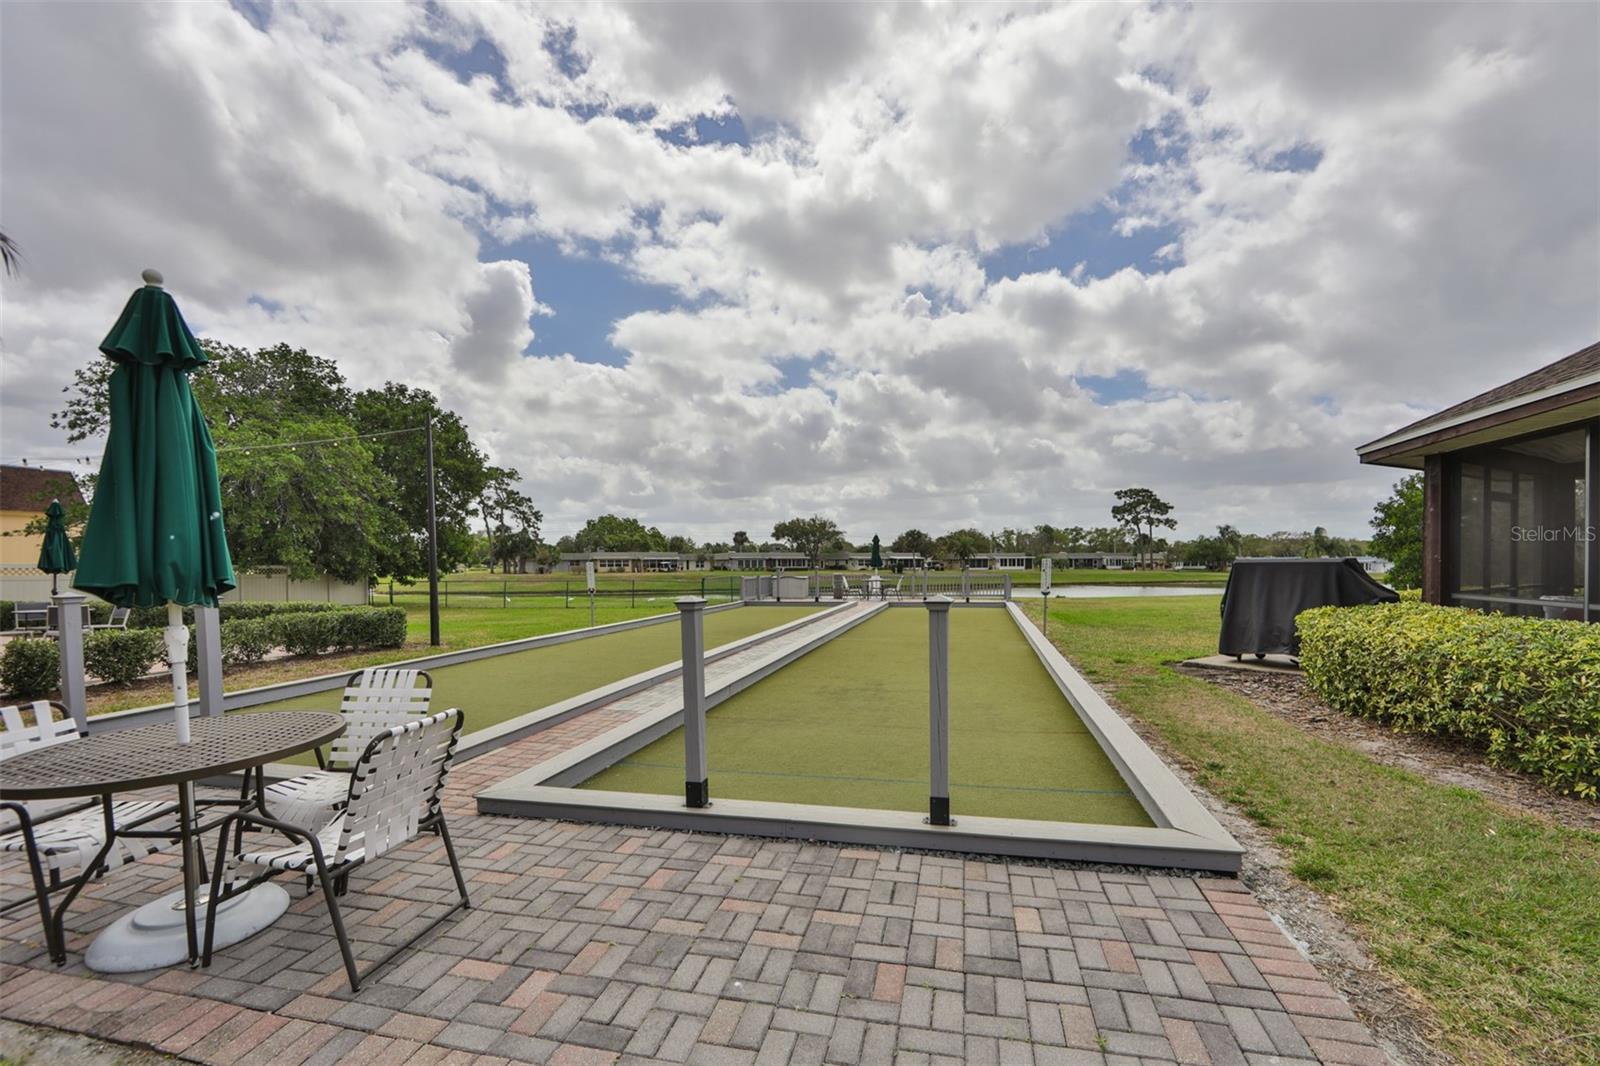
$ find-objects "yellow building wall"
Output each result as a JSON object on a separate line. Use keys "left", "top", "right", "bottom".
{"left": 0, "top": 510, "right": 44, "bottom": 565}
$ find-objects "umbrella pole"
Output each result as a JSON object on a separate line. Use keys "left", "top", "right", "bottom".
{"left": 165, "top": 603, "right": 192, "bottom": 745}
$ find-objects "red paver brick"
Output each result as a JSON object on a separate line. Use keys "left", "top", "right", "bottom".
{"left": 1279, "top": 991, "right": 1358, "bottom": 1020}
{"left": 511, "top": 991, "right": 567, "bottom": 1036}
{"left": 549, "top": 1044, "right": 619, "bottom": 1066}
{"left": 378, "top": 1012, "right": 450, "bottom": 1042}
{"left": 1306, "top": 1034, "right": 1390, "bottom": 1065}
{"left": 502, "top": 970, "right": 557, "bottom": 1009}
{"left": 1102, "top": 939, "right": 1139, "bottom": 973}
{"left": 751, "top": 931, "right": 801, "bottom": 950}
{"left": 1162, "top": 1017, "right": 1212, "bottom": 1064}
{"left": 1189, "top": 949, "right": 1233, "bottom": 985}
{"left": 565, "top": 941, "right": 610, "bottom": 975}
{"left": 282, "top": 993, "right": 344, "bottom": 1022}
{"left": 1254, "top": 956, "right": 1322, "bottom": 980}
{"left": 1013, "top": 906, "right": 1043, "bottom": 934}
{"left": 872, "top": 962, "right": 907, "bottom": 1003}
{"left": 451, "top": 958, "right": 510, "bottom": 981}
{"left": 158, "top": 1003, "right": 243, "bottom": 1054}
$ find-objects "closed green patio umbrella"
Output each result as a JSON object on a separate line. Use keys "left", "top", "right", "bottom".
{"left": 37, "top": 499, "right": 77, "bottom": 594}
{"left": 74, "top": 269, "right": 234, "bottom": 743}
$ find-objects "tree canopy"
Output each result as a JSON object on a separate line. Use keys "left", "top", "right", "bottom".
{"left": 1111, "top": 487, "right": 1177, "bottom": 567}
{"left": 53, "top": 340, "right": 526, "bottom": 583}
{"left": 771, "top": 515, "right": 843, "bottom": 564}
{"left": 570, "top": 514, "right": 670, "bottom": 552}
{"left": 1369, "top": 474, "right": 1424, "bottom": 589}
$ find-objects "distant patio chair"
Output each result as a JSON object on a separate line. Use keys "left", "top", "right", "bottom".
{"left": 90, "top": 607, "right": 131, "bottom": 631}
{"left": 0, "top": 701, "right": 178, "bottom": 963}
{"left": 12, "top": 603, "right": 48, "bottom": 633}
{"left": 262, "top": 668, "right": 433, "bottom": 831}
{"left": 204, "top": 708, "right": 470, "bottom": 991}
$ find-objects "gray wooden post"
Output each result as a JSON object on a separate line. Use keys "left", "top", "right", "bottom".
{"left": 195, "top": 605, "right": 224, "bottom": 716}
{"left": 926, "top": 595, "right": 952, "bottom": 825}
{"left": 678, "top": 597, "right": 709, "bottom": 807}
{"left": 1004, "top": 574, "right": 1012, "bottom": 601}
{"left": 52, "top": 590, "right": 88, "bottom": 731}
{"left": 961, "top": 568, "right": 970, "bottom": 603}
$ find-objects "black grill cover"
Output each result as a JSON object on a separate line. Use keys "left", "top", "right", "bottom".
{"left": 1218, "top": 558, "right": 1398, "bottom": 658}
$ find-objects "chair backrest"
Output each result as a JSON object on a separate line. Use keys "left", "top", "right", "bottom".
{"left": 0, "top": 701, "right": 80, "bottom": 761}
{"left": 107, "top": 607, "right": 131, "bottom": 628}
{"left": 14, "top": 604, "right": 48, "bottom": 630}
{"left": 338, "top": 709, "right": 461, "bottom": 864}
{"left": 328, "top": 668, "right": 434, "bottom": 770}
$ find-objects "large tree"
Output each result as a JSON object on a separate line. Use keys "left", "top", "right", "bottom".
{"left": 572, "top": 514, "right": 668, "bottom": 552}
{"left": 1111, "top": 487, "right": 1176, "bottom": 568}
{"left": 53, "top": 340, "right": 508, "bottom": 583}
{"left": 352, "top": 382, "right": 493, "bottom": 581}
{"left": 1370, "top": 474, "right": 1424, "bottom": 589}
{"left": 771, "top": 515, "right": 842, "bottom": 565}
{"left": 479, "top": 466, "right": 543, "bottom": 573}
{"left": 936, "top": 528, "right": 990, "bottom": 567}
{"left": 731, "top": 530, "right": 750, "bottom": 552}
{"left": 890, "top": 528, "right": 936, "bottom": 557}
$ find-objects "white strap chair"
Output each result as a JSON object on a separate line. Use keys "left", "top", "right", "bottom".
{"left": 1, "top": 702, "right": 178, "bottom": 964}
{"left": 203, "top": 708, "right": 469, "bottom": 992}
{"left": 261, "top": 668, "right": 433, "bottom": 831}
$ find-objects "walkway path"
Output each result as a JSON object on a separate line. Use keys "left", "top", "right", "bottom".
{"left": 0, "top": 607, "right": 1389, "bottom": 1065}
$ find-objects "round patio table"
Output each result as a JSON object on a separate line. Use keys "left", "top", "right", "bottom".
{"left": 0, "top": 711, "right": 344, "bottom": 970}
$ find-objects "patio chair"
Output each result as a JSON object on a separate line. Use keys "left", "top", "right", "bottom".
{"left": 262, "top": 668, "right": 433, "bottom": 831}
{"left": 90, "top": 607, "right": 131, "bottom": 631}
{"left": 203, "top": 708, "right": 470, "bottom": 992}
{"left": 0, "top": 701, "right": 178, "bottom": 964}
{"left": 12, "top": 603, "right": 48, "bottom": 633}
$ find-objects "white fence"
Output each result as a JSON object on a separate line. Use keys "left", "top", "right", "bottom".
{"left": 0, "top": 565, "right": 368, "bottom": 605}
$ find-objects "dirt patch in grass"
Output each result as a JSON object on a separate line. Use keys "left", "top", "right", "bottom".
{"left": 1184, "top": 666, "right": 1600, "bottom": 833}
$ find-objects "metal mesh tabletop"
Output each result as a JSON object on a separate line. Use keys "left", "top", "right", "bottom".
{"left": 0, "top": 712, "right": 344, "bottom": 800}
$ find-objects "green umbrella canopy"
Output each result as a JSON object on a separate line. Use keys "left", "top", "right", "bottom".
{"left": 37, "top": 499, "right": 77, "bottom": 574}
{"left": 869, "top": 535, "right": 882, "bottom": 569}
{"left": 73, "top": 272, "right": 235, "bottom": 609}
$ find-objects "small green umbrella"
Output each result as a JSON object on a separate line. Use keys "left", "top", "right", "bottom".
{"left": 37, "top": 498, "right": 77, "bottom": 594}
{"left": 74, "top": 270, "right": 235, "bottom": 743}
{"left": 869, "top": 534, "right": 882, "bottom": 571}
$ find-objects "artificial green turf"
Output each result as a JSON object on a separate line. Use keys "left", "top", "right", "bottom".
{"left": 580, "top": 608, "right": 1152, "bottom": 826}
{"left": 248, "top": 605, "right": 822, "bottom": 761}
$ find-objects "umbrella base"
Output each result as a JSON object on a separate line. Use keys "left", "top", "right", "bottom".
{"left": 85, "top": 883, "right": 289, "bottom": 973}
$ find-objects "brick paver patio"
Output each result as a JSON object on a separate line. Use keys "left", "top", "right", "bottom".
{"left": 1, "top": 688, "right": 1389, "bottom": 1064}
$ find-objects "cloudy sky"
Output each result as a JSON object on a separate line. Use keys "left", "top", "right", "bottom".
{"left": 2, "top": 1, "right": 1596, "bottom": 544}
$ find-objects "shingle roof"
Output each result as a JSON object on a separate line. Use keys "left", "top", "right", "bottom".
{"left": 0, "top": 465, "right": 85, "bottom": 512}
{"left": 1378, "top": 340, "right": 1600, "bottom": 442}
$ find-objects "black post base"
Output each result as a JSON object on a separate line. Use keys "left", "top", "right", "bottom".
{"left": 686, "top": 779, "right": 710, "bottom": 808}
{"left": 928, "top": 796, "right": 950, "bottom": 826}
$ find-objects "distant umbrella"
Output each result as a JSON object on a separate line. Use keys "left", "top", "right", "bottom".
{"left": 37, "top": 498, "right": 76, "bottom": 594}
{"left": 869, "top": 534, "right": 883, "bottom": 570}
{"left": 73, "top": 269, "right": 235, "bottom": 743}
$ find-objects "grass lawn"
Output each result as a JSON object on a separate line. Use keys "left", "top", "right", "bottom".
{"left": 248, "top": 604, "right": 824, "bottom": 761}
{"left": 1022, "top": 595, "right": 1600, "bottom": 1066}
{"left": 582, "top": 607, "right": 1150, "bottom": 826}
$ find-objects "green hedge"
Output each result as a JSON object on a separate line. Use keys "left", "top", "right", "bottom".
{"left": 0, "top": 638, "right": 58, "bottom": 699}
{"left": 269, "top": 607, "right": 406, "bottom": 657}
{"left": 128, "top": 600, "right": 356, "bottom": 628}
{"left": 1298, "top": 601, "right": 1600, "bottom": 798}
{"left": 85, "top": 629, "right": 166, "bottom": 686}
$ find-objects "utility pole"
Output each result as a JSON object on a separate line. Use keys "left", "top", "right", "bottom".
{"left": 426, "top": 416, "right": 441, "bottom": 646}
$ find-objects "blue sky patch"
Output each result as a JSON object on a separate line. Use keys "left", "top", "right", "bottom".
{"left": 981, "top": 202, "right": 1183, "bottom": 284}
{"left": 1078, "top": 369, "right": 1152, "bottom": 404}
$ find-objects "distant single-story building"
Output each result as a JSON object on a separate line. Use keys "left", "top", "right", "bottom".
{"left": 967, "top": 553, "right": 1032, "bottom": 570}
{"left": 557, "top": 551, "right": 708, "bottom": 573}
{"left": 1051, "top": 552, "right": 1138, "bottom": 569}
{"left": 1358, "top": 340, "right": 1599, "bottom": 620}
{"left": 712, "top": 551, "right": 810, "bottom": 571}
{"left": 817, "top": 551, "right": 927, "bottom": 570}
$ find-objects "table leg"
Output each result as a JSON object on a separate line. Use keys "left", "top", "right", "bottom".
{"left": 177, "top": 781, "right": 199, "bottom": 966}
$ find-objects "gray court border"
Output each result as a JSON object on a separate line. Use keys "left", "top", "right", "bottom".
{"left": 475, "top": 600, "right": 1243, "bottom": 872}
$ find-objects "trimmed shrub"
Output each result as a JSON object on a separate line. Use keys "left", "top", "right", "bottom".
{"left": 85, "top": 628, "right": 166, "bottom": 686}
{"left": 0, "top": 601, "right": 14, "bottom": 632}
{"left": 1298, "top": 600, "right": 1600, "bottom": 798}
{"left": 273, "top": 611, "right": 343, "bottom": 658}
{"left": 221, "top": 618, "right": 277, "bottom": 666}
{"left": 334, "top": 606, "right": 407, "bottom": 650}
{"left": 1, "top": 638, "right": 59, "bottom": 699}
{"left": 128, "top": 600, "right": 355, "bottom": 628}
